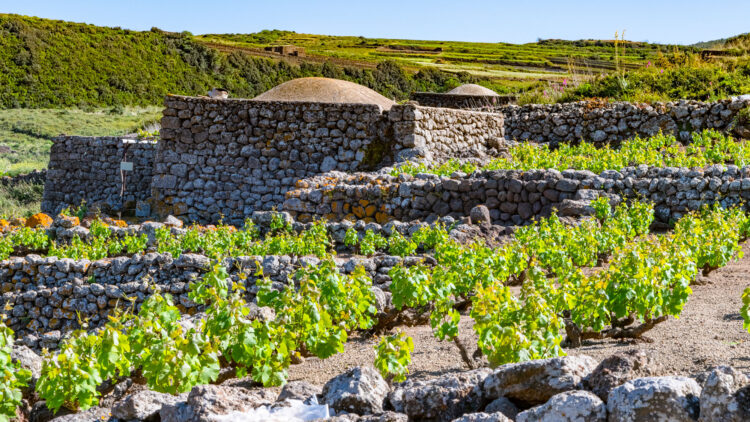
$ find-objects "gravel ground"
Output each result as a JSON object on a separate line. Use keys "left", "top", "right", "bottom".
{"left": 286, "top": 242, "right": 750, "bottom": 386}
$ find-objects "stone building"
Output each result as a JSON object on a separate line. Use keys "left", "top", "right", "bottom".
{"left": 411, "top": 83, "right": 516, "bottom": 110}
{"left": 42, "top": 78, "right": 505, "bottom": 223}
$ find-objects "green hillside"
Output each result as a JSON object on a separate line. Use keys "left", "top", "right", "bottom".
{"left": 0, "top": 14, "right": 489, "bottom": 109}
{"left": 0, "top": 13, "right": 748, "bottom": 110}
{"left": 196, "top": 31, "right": 696, "bottom": 85}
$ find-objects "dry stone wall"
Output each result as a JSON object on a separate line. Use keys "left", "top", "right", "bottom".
{"left": 0, "top": 251, "right": 411, "bottom": 350}
{"left": 500, "top": 98, "right": 750, "bottom": 144}
{"left": 154, "top": 96, "right": 391, "bottom": 225}
{"left": 390, "top": 104, "right": 505, "bottom": 163}
{"left": 0, "top": 169, "right": 46, "bottom": 187}
{"left": 41, "top": 137, "right": 157, "bottom": 215}
{"left": 284, "top": 164, "right": 750, "bottom": 225}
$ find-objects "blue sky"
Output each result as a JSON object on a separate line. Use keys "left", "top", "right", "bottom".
{"left": 1, "top": 0, "right": 748, "bottom": 45}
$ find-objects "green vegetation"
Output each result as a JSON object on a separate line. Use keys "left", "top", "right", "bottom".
{"left": 0, "top": 107, "right": 160, "bottom": 175}
{"left": 0, "top": 320, "right": 30, "bottom": 421}
{"left": 566, "top": 58, "right": 750, "bottom": 103}
{"left": 4, "top": 13, "right": 743, "bottom": 113}
{"left": 0, "top": 14, "right": 486, "bottom": 109}
{"left": 197, "top": 31, "right": 693, "bottom": 93}
{"left": 374, "top": 332, "right": 414, "bottom": 383}
{"left": 393, "top": 130, "right": 750, "bottom": 176}
{"left": 0, "top": 181, "right": 43, "bottom": 219}
{"left": 3, "top": 200, "right": 749, "bottom": 416}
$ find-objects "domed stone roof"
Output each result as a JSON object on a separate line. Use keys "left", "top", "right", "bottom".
{"left": 446, "top": 84, "right": 499, "bottom": 96}
{"left": 253, "top": 77, "right": 396, "bottom": 110}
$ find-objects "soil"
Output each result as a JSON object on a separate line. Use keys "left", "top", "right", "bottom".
{"left": 285, "top": 241, "right": 750, "bottom": 386}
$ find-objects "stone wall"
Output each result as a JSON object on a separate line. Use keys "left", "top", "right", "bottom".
{"left": 390, "top": 104, "right": 505, "bottom": 163}
{"left": 41, "top": 137, "right": 157, "bottom": 215}
{"left": 151, "top": 96, "right": 504, "bottom": 225}
{"left": 154, "top": 96, "right": 391, "bottom": 225}
{"left": 0, "top": 252, "right": 409, "bottom": 350}
{"left": 284, "top": 164, "right": 750, "bottom": 225}
{"left": 0, "top": 170, "right": 46, "bottom": 187}
{"left": 500, "top": 98, "right": 750, "bottom": 144}
{"left": 410, "top": 92, "right": 516, "bottom": 110}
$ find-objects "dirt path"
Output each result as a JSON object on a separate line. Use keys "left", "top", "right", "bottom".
{"left": 287, "top": 242, "right": 750, "bottom": 386}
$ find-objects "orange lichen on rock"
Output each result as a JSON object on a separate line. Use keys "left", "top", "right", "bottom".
{"left": 353, "top": 206, "right": 366, "bottom": 218}
{"left": 10, "top": 217, "right": 26, "bottom": 227}
{"left": 375, "top": 212, "right": 391, "bottom": 224}
{"left": 59, "top": 215, "right": 81, "bottom": 227}
{"left": 0, "top": 219, "right": 9, "bottom": 232}
{"left": 103, "top": 217, "right": 128, "bottom": 228}
{"left": 25, "top": 213, "right": 53, "bottom": 228}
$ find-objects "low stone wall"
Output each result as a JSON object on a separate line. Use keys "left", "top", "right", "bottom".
{"left": 410, "top": 92, "right": 515, "bottom": 110}
{"left": 0, "top": 252, "right": 411, "bottom": 349}
{"left": 500, "top": 98, "right": 750, "bottom": 143}
{"left": 153, "top": 96, "right": 391, "bottom": 226}
{"left": 284, "top": 164, "right": 750, "bottom": 225}
{"left": 0, "top": 170, "right": 47, "bottom": 187}
{"left": 390, "top": 104, "right": 504, "bottom": 163}
{"left": 41, "top": 137, "right": 157, "bottom": 215}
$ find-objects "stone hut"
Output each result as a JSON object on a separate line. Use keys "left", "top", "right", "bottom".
{"left": 42, "top": 77, "right": 505, "bottom": 223}
{"left": 411, "top": 83, "right": 515, "bottom": 110}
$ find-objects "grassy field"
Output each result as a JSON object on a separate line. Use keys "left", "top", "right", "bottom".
{"left": 0, "top": 107, "right": 161, "bottom": 175}
{"left": 0, "top": 181, "right": 44, "bottom": 219}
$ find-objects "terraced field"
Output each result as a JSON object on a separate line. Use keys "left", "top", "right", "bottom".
{"left": 196, "top": 31, "right": 699, "bottom": 88}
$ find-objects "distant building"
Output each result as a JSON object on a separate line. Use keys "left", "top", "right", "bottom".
{"left": 264, "top": 45, "right": 306, "bottom": 57}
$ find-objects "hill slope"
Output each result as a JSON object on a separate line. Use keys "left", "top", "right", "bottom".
{"left": 0, "top": 14, "right": 745, "bottom": 110}
{"left": 196, "top": 31, "right": 697, "bottom": 82}
{"left": 0, "top": 14, "right": 478, "bottom": 108}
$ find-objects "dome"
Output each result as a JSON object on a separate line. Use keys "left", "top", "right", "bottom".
{"left": 446, "top": 84, "right": 499, "bottom": 96}
{"left": 253, "top": 77, "right": 396, "bottom": 110}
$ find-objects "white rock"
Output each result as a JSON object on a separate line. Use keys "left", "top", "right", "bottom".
{"left": 516, "top": 390, "right": 606, "bottom": 422}
{"left": 607, "top": 376, "right": 701, "bottom": 422}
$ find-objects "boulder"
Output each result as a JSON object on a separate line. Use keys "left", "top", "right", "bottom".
{"left": 322, "top": 367, "right": 390, "bottom": 415}
{"left": 311, "top": 412, "right": 408, "bottom": 422}
{"left": 583, "top": 350, "right": 659, "bottom": 401}
{"left": 163, "top": 215, "right": 184, "bottom": 228}
{"left": 482, "top": 355, "right": 597, "bottom": 406}
{"left": 112, "top": 390, "right": 183, "bottom": 421}
{"left": 25, "top": 213, "right": 53, "bottom": 229}
{"left": 48, "top": 407, "right": 111, "bottom": 422}
{"left": 54, "top": 215, "right": 80, "bottom": 229}
{"left": 607, "top": 376, "right": 701, "bottom": 422}
{"left": 451, "top": 412, "right": 513, "bottom": 422}
{"left": 516, "top": 390, "right": 606, "bottom": 422}
{"left": 389, "top": 368, "right": 491, "bottom": 421}
{"left": 470, "top": 205, "right": 491, "bottom": 225}
{"left": 159, "top": 384, "right": 274, "bottom": 422}
{"left": 278, "top": 380, "right": 323, "bottom": 403}
{"left": 11, "top": 345, "right": 42, "bottom": 393}
{"left": 699, "top": 366, "right": 750, "bottom": 422}
{"left": 484, "top": 397, "right": 518, "bottom": 420}
{"left": 359, "top": 412, "right": 409, "bottom": 422}
{"left": 557, "top": 199, "right": 594, "bottom": 217}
